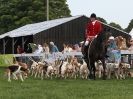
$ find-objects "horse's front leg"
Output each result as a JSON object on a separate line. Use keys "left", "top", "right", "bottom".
{"left": 87, "top": 62, "right": 93, "bottom": 79}
{"left": 91, "top": 62, "right": 96, "bottom": 80}
{"left": 89, "top": 66, "right": 93, "bottom": 79}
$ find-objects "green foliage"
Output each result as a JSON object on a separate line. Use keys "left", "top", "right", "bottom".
{"left": 109, "top": 22, "right": 123, "bottom": 30}
{"left": 0, "top": 0, "right": 71, "bottom": 34}
{"left": 125, "top": 19, "right": 133, "bottom": 33}
{"left": 0, "top": 55, "right": 13, "bottom": 67}
{"left": 97, "top": 17, "right": 107, "bottom": 24}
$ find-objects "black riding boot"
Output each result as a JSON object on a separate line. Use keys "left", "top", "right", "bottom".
{"left": 83, "top": 45, "right": 89, "bottom": 60}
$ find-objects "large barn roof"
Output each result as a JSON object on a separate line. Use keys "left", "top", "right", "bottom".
{"left": 0, "top": 15, "right": 84, "bottom": 39}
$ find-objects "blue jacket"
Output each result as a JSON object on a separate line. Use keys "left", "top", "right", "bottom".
{"left": 108, "top": 40, "right": 118, "bottom": 50}
{"left": 51, "top": 45, "right": 59, "bottom": 53}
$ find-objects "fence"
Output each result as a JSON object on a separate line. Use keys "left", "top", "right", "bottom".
{"left": 1, "top": 50, "right": 133, "bottom": 67}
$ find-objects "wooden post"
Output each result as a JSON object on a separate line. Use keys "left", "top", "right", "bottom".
{"left": 12, "top": 38, "right": 14, "bottom": 54}
{"left": 3, "top": 39, "right": 5, "bottom": 54}
{"left": 22, "top": 37, "right": 24, "bottom": 49}
{"left": 46, "top": 0, "right": 49, "bottom": 21}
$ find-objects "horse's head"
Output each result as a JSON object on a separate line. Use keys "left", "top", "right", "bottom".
{"left": 94, "top": 32, "right": 111, "bottom": 50}
{"left": 97, "top": 32, "right": 111, "bottom": 43}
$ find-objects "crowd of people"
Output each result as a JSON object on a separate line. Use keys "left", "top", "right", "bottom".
{"left": 16, "top": 41, "right": 84, "bottom": 54}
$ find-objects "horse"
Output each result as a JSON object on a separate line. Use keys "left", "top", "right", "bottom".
{"left": 82, "top": 32, "right": 111, "bottom": 80}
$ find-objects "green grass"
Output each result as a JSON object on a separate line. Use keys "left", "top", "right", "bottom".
{"left": 0, "top": 67, "right": 133, "bottom": 99}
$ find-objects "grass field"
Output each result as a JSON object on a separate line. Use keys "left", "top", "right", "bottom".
{"left": 0, "top": 67, "right": 133, "bottom": 99}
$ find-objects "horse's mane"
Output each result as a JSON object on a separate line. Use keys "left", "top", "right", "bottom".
{"left": 96, "top": 32, "right": 107, "bottom": 42}
{"left": 93, "top": 32, "right": 106, "bottom": 50}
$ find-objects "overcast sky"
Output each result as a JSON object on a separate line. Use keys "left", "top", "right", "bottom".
{"left": 67, "top": 0, "right": 133, "bottom": 29}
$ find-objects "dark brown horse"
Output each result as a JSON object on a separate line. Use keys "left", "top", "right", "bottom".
{"left": 82, "top": 32, "right": 111, "bottom": 79}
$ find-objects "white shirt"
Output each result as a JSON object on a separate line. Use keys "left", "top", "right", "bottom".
{"left": 92, "top": 20, "right": 97, "bottom": 25}
{"left": 68, "top": 47, "right": 73, "bottom": 52}
{"left": 43, "top": 46, "right": 50, "bottom": 53}
{"left": 63, "top": 47, "right": 69, "bottom": 53}
{"left": 33, "top": 45, "right": 43, "bottom": 54}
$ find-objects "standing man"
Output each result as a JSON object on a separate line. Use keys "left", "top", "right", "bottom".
{"left": 49, "top": 42, "right": 59, "bottom": 53}
{"left": 84, "top": 13, "right": 102, "bottom": 59}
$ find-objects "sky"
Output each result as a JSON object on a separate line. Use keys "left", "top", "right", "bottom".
{"left": 67, "top": 0, "right": 133, "bottom": 29}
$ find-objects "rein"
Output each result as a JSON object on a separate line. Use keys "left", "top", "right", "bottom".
{"left": 88, "top": 38, "right": 96, "bottom": 66}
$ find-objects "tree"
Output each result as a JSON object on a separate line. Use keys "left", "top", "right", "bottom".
{"left": 125, "top": 19, "right": 133, "bottom": 33}
{"left": 97, "top": 17, "right": 107, "bottom": 24}
{"left": 0, "top": 0, "right": 71, "bottom": 34}
{"left": 109, "top": 22, "right": 123, "bottom": 30}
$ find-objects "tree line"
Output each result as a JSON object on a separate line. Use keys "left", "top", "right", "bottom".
{"left": 0, "top": 0, "right": 133, "bottom": 34}
{"left": 98, "top": 17, "right": 133, "bottom": 33}
{"left": 0, "top": 0, "right": 71, "bottom": 34}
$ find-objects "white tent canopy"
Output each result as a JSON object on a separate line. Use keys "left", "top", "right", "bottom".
{"left": 0, "top": 15, "right": 83, "bottom": 39}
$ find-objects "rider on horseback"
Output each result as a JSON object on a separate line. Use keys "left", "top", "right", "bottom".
{"left": 84, "top": 13, "right": 103, "bottom": 59}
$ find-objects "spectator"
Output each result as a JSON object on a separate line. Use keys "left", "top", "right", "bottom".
{"left": 50, "top": 42, "right": 59, "bottom": 53}
{"left": 106, "top": 36, "right": 121, "bottom": 63}
{"left": 67, "top": 44, "right": 73, "bottom": 52}
{"left": 62, "top": 43, "right": 69, "bottom": 53}
{"left": 33, "top": 44, "right": 43, "bottom": 54}
{"left": 43, "top": 43, "right": 50, "bottom": 53}
{"left": 128, "top": 38, "right": 133, "bottom": 51}
{"left": 79, "top": 41, "right": 84, "bottom": 52}
{"left": 26, "top": 43, "right": 32, "bottom": 53}
{"left": 17, "top": 45, "right": 24, "bottom": 54}
{"left": 43, "top": 43, "right": 50, "bottom": 58}
{"left": 73, "top": 44, "right": 80, "bottom": 52}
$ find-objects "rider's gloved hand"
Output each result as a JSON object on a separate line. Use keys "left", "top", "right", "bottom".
{"left": 95, "top": 35, "right": 97, "bottom": 38}
{"left": 85, "top": 41, "right": 89, "bottom": 46}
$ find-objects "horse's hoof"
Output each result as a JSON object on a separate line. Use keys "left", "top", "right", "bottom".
{"left": 88, "top": 75, "right": 94, "bottom": 80}
{"left": 102, "top": 76, "right": 107, "bottom": 80}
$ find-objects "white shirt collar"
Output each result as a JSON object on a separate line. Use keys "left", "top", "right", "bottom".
{"left": 92, "top": 20, "right": 97, "bottom": 25}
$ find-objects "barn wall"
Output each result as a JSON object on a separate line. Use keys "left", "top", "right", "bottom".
{"left": 33, "top": 16, "right": 88, "bottom": 51}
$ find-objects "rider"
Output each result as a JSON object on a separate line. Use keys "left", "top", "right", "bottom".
{"left": 84, "top": 13, "right": 103, "bottom": 59}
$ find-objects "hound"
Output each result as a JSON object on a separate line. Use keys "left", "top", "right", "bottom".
{"left": 5, "top": 65, "right": 29, "bottom": 82}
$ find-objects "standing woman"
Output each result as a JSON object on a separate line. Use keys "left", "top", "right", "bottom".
{"left": 43, "top": 43, "right": 50, "bottom": 58}
{"left": 106, "top": 36, "right": 121, "bottom": 63}
{"left": 62, "top": 43, "right": 68, "bottom": 53}
{"left": 17, "top": 45, "right": 24, "bottom": 54}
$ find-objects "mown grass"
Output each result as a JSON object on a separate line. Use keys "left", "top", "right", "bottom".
{"left": 0, "top": 67, "right": 133, "bottom": 99}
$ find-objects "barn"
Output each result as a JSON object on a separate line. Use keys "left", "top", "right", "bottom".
{"left": 0, "top": 15, "right": 131, "bottom": 54}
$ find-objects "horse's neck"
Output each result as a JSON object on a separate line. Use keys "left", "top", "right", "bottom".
{"left": 95, "top": 39, "right": 104, "bottom": 47}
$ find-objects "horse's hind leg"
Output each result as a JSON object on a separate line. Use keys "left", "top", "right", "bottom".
{"left": 91, "top": 63, "right": 96, "bottom": 80}
{"left": 92, "top": 63, "right": 96, "bottom": 80}
{"left": 101, "top": 59, "right": 107, "bottom": 80}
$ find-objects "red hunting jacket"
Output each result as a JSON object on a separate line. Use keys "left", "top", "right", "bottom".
{"left": 85, "top": 20, "right": 102, "bottom": 41}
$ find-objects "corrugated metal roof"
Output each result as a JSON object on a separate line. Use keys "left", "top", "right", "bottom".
{"left": 0, "top": 15, "right": 83, "bottom": 39}
{"left": 101, "top": 22, "right": 129, "bottom": 35}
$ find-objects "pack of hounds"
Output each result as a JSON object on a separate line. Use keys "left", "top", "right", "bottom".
{"left": 5, "top": 56, "right": 133, "bottom": 82}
